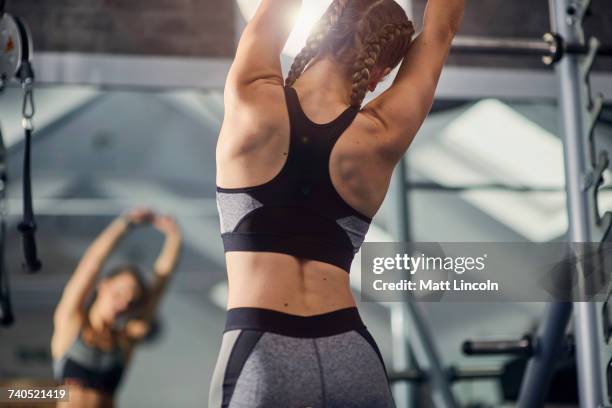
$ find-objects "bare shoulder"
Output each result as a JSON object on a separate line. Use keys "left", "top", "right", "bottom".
{"left": 224, "top": 78, "right": 287, "bottom": 123}
{"left": 334, "top": 105, "right": 397, "bottom": 173}
{"left": 351, "top": 105, "right": 397, "bottom": 157}
{"left": 356, "top": 104, "right": 388, "bottom": 134}
{"left": 217, "top": 79, "right": 292, "bottom": 187}
{"left": 329, "top": 104, "right": 398, "bottom": 217}
{"left": 219, "top": 79, "right": 290, "bottom": 155}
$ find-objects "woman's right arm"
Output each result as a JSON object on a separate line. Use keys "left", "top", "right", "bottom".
{"left": 365, "top": 0, "right": 465, "bottom": 161}
{"left": 53, "top": 209, "right": 151, "bottom": 323}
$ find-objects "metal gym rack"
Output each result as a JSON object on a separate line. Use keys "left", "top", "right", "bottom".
{"left": 387, "top": 0, "right": 612, "bottom": 407}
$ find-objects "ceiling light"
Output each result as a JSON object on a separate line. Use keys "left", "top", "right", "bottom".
{"left": 410, "top": 99, "right": 568, "bottom": 242}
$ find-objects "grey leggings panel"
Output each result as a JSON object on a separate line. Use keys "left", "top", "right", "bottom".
{"left": 209, "top": 329, "right": 395, "bottom": 408}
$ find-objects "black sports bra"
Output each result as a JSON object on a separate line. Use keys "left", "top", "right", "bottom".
{"left": 216, "top": 86, "right": 371, "bottom": 272}
{"left": 53, "top": 330, "right": 125, "bottom": 394}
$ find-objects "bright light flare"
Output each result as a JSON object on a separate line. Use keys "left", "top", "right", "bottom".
{"left": 236, "top": 0, "right": 332, "bottom": 57}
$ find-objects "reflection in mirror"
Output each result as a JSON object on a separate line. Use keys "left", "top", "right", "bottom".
{"left": 0, "top": 87, "right": 227, "bottom": 407}
{"left": 51, "top": 208, "right": 182, "bottom": 407}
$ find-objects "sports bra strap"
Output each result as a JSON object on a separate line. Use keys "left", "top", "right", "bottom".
{"left": 284, "top": 86, "right": 358, "bottom": 133}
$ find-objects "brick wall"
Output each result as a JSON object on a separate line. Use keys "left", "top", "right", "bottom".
{"left": 6, "top": 0, "right": 236, "bottom": 57}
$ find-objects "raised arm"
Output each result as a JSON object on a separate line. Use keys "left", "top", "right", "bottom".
{"left": 226, "top": 0, "right": 302, "bottom": 91}
{"left": 53, "top": 209, "right": 153, "bottom": 322}
{"left": 136, "top": 215, "right": 182, "bottom": 326}
{"left": 366, "top": 0, "right": 465, "bottom": 158}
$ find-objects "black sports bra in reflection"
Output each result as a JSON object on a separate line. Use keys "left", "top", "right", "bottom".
{"left": 53, "top": 330, "right": 125, "bottom": 394}
{"left": 216, "top": 86, "right": 371, "bottom": 272}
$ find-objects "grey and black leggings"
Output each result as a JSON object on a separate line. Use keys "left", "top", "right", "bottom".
{"left": 209, "top": 307, "right": 395, "bottom": 408}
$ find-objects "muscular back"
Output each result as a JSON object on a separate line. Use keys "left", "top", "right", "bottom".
{"left": 216, "top": 0, "right": 462, "bottom": 314}
{"left": 216, "top": 82, "right": 396, "bottom": 220}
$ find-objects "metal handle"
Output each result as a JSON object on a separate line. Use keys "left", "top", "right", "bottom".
{"left": 462, "top": 335, "right": 534, "bottom": 356}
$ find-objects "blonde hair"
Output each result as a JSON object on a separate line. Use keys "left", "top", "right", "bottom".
{"left": 285, "top": 0, "right": 415, "bottom": 107}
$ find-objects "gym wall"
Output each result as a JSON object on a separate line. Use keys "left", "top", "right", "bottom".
{"left": 5, "top": 0, "right": 236, "bottom": 57}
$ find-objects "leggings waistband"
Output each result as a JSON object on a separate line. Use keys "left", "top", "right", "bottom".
{"left": 224, "top": 307, "right": 366, "bottom": 338}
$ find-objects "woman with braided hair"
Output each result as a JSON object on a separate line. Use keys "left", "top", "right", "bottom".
{"left": 211, "top": 0, "right": 464, "bottom": 406}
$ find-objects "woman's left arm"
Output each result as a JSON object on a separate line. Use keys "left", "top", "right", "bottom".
{"left": 226, "top": 0, "right": 302, "bottom": 91}
{"left": 129, "top": 216, "right": 182, "bottom": 337}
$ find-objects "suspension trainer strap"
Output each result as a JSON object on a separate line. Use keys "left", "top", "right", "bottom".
{"left": 15, "top": 15, "right": 41, "bottom": 273}
{"left": 18, "top": 123, "right": 41, "bottom": 272}
{"left": 0, "top": 124, "right": 13, "bottom": 326}
{"left": 0, "top": 221, "right": 12, "bottom": 326}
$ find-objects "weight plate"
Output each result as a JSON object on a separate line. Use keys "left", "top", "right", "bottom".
{"left": 0, "top": 14, "right": 23, "bottom": 79}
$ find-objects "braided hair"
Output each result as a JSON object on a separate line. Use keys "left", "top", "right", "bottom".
{"left": 350, "top": 22, "right": 414, "bottom": 106}
{"left": 285, "top": 0, "right": 415, "bottom": 107}
{"left": 285, "top": 0, "right": 350, "bottom": 87}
